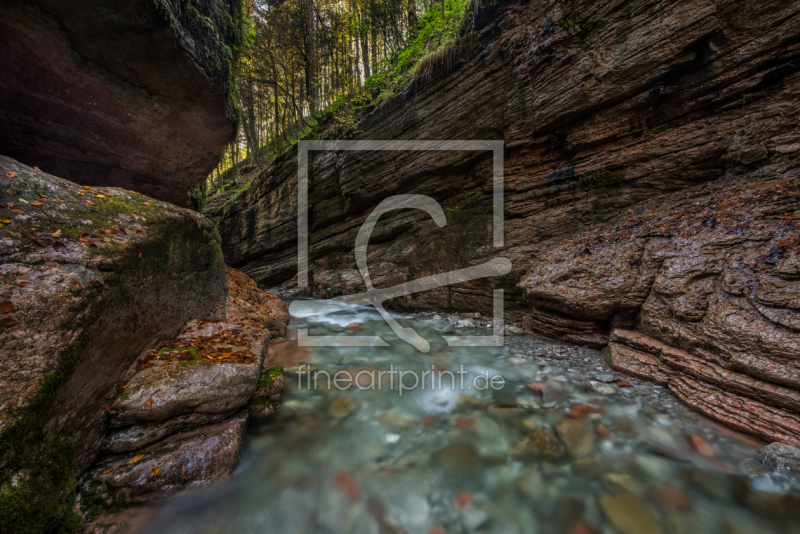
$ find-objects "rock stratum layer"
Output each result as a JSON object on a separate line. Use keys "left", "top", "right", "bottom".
{"left": 210, "top": 0, "right": 800, "bottom": 444}
{"left": 0, "top": 0, "right": 242, "bottom": 205}
{"left": 80, "top": 266, "right": 288, "bottom": 525}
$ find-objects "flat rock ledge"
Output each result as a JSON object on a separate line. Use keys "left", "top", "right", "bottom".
{"left": 79, "top": 268, "right": 289, "bottom": 524}
{"left": 606, "top": 329, "right": 800, "bottom": 448}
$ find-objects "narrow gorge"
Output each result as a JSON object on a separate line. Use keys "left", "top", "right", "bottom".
{"left": 1, "top": 0, "right": 799, "bottom": 533}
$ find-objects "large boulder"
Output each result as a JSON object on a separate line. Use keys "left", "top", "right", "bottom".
{"left": 110, "top": 320, "right": 267, "bottom": 425}
{"left": 0, "top": 156, "right": 228, "bottom": 533}
{"left": 79, "top": 267, "right": 287, "bottom": 523}
{"left": 0, "top": 0, "right": 242, "bottom": 205}
{"left": 520, "top": 173, "right": 800, "bottom": 445}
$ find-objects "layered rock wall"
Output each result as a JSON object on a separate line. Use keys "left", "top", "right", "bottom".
{"left": 211, "top": 0, "right": 800, "bottom": 444}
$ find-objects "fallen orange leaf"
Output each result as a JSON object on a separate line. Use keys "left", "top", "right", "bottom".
{"left": 130, "top": 455, "right": 144, "bottom": 464}
{"left": 103, "top": 468, "right": 114, "bottom": 475}
{"left": 4, "top": 171, "right": 17, "bottom": 178}
{"left": 147, "top": 398, "right": 153, "bottom": 408}
{"left": 149, "top": 467, "right": 160, "bottom": 477}
{"left": 0, "top": 218, "right": 10, "bottom": 224}
{"left": 51, "top": 229, "right": 61, "bottom": 238}
{"left": 30, "top": 201, "right": 44, "bottom": 207}
{"left": 0, "top": 300, "right": 13, "bottom": 313}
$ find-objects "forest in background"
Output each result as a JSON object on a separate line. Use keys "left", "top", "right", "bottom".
{"left": 197, "top": 0, "right": 478, "bottom": 206}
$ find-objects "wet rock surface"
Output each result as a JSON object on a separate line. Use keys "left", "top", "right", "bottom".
{"left": 107, "top": 303, "right": 800, "bottom": 534}
{"left": 80, "top": 267, "right": 286, "bottom": 527}
{"left": 101, "top": 413, "right": 233, "bottom": 454}
{"left": 521, "top": 172, "right": 800, "bottom": 445}
{"left": 0, "top": 156, "right": 228, "bottom": 532}
{"left": 83, "top": 412, "right": 248, "bottom": 506}
{"left": 110, "top": 321, "right": 267, "bottom": 425}
{"left": 210, "top": 0, "right": 800, "bottom": 316}
{"left": 0, "top": 0, "right": 241, "bottom": 204}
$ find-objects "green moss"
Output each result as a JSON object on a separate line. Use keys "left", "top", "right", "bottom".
{"left": 257, "top": 365, "right": 283, "bottom": 389}
{"left": 251, "top": 398, "right": 276, "bottom": 410}
{"left": 158, "top": 346, "right": 199, "bottom": 359}
{"left": 77, "top": 477, "right": 115, "bottom": 521}
{"left": 578, "top": 169, "right": 624, "bottom": 188}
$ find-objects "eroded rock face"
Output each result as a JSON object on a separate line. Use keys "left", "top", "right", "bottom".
{"left": 210, "top": 0, "right": 800, "bottom": 315}
{"left": 520, "top": 174, "right": 800, "bottom": 445}
{"left": 0, "top": 156, "right": 227, "bottom": 532}
{"left": 0, "top": 0, "right": 241, "bottom": 204}
{"left": 226, "top": 266, "right": 291, "bottom": 339}
{"left": 110, "top": 321, "right": 267, "bottom": 426}
{"left": 83, "top": 412, "right": 247, "bottom": 506}
{"left": 81, "top": 267, "right": 286, "bottom": 524}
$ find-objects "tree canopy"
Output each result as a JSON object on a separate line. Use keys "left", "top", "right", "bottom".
{"left": 201, "top": 0, "right": 477, "bottom": 204}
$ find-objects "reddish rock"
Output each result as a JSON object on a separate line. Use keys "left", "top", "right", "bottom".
{"left": 526, "top": 382, "right": 551, "bottom": 394}
{"left": 568, "top": 404, "right": 606, "bottom": 419}
{"left": 594, "top": 424, "right": 613, "bottom": 440}
{"left": 453, "top": 491, "right": 474, "bottom": 508}
{"left": 567, "top": 519, "right": 598, "bottom": 534}
{"left": 334, "top": 471, "right": 362, "bottom": 502}
{"left": 655, "top": 487, "right": 693, "bottom": 511}
{"left": 453, "top": 418, "right": 475, "bottom": 429}
{"left": 685, "top": 434, "right": 715, "bottom": 457}
{"left": 226, "top": 266, "right": 290, "bottom": 339}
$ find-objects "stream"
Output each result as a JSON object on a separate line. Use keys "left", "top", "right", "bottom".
{"left": 123, "top": 299, "right": 799, "bottom": 534}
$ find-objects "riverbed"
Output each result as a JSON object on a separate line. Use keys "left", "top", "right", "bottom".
{"left": 110, "top": 299, "right": 800, "bottom": 534}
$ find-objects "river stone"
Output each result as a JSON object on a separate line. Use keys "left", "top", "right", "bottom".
{"left": 111, "top": 322, "right": 266, "bottom": 426}
{"left": 329, "top": 397, "right": 360, "bottom": 418}
{"left": 432, "top": 442, "right": 480, "bottom": 471}
{"left": 248, "top": 366, "right": 285, "bottom": 420}
{"left": 555, "top": 418, "right": 595, "bottom": 458}
{"left": 601, "top": 473, "right": 646, "bottom": 496}
{"left": 508, "top": 428, "right": 566, "bottom": 461}
{"left": 572, "top": 459, "right": 615, "bottom": 478}
{"left": 100, "top": 412, "right": 233, "bottom": 454}
{"left": 82, "top": 412, "right": 248, "bottom": 506}
{"left": 598, "top": 492, "right": 662, "bottom": 534}
{"left": 742, "top": 442, "right": 800, "bottom": 490}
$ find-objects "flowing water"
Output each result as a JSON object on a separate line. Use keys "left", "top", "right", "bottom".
{"left": 127, "top": 299, "right": 800, "bottom": 534}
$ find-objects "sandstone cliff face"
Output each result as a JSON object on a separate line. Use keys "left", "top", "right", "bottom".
{"left": 0, "top": 0, "right": 241, "bottom": 205}
{"left": 0, "top": 156, "right": 228, "bottom": 533}
{"left": 211, "top": 0, "right": 800, "bottom": 443}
